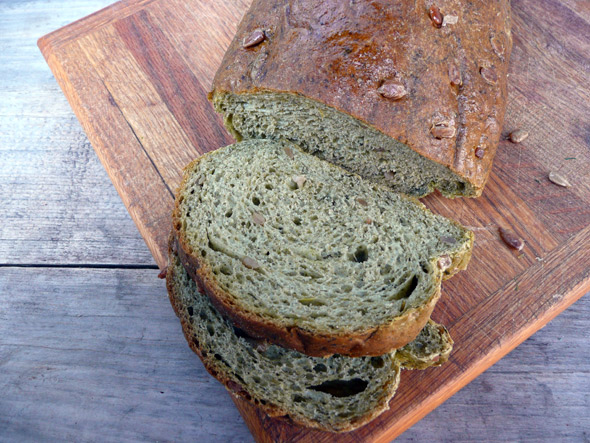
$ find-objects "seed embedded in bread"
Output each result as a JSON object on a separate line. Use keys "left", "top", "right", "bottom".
{"left": 431, "top": 120, "right": 456, "bottom": 139}
{"left": 378, "top": 81, "right": 407, "bottom": 100}
{"left": 252, "top": 212, "right": 266, "bottom": 226}
{"left": 243, "top": 29, "right": 265, "bottom": 48}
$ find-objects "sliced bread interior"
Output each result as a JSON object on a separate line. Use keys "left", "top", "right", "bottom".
{"left": 173, "top": 139, "right": 472, "bottom": 357}
{"left": 167, "top": 248, "right": 453, "bottom": 433}
{"left": 212, "top": 91, "right": 472, "bottom": 197}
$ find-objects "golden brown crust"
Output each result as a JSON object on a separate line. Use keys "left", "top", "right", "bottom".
{"left": 165, "top": 239, "right": 401, "bottom": 433}
{"left": 211, "top": 0, "right": 512, "bottom": 195}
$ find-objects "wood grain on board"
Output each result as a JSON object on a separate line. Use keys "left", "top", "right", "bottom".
{"left": 38, "top": 0, "right": 590, "bottom": 441}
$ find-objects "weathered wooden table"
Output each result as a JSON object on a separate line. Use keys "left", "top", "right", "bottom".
{"left": 1, "top": 1, "right": 589, "bottom": 441}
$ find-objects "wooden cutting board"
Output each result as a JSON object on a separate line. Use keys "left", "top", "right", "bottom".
{"left": 38, "top": 0, "right": 590, "bottom": 441}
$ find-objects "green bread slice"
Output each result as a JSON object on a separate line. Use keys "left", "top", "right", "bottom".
{"left": 396, "top": 321, "right": 453, "bottom": 370}
{"left": 173, "top": 139, "right": 473, "bottom": 357}
{"left": 167, "top": 249, "right": 453, "bottom": 433}
{"left": 212, "top": 91, "right": 476, "bottom": 197}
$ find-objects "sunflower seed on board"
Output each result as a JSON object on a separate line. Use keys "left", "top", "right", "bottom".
{"left": 509, "top": 129, "right": 529, "bottom": 144}
{"left": 499, "top": 228, "right": 524, "bottom": 251}
{"left": 548, "top": 171, "right": 571, "bottom": 188}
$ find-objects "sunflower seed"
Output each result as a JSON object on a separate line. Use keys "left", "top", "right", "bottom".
{"left": 377, "top": 80, "right": 407, "bottom": 100}
{"left": 284, "top": 146, "right": 294, "bottom": 159}
{"left": 292, "top": 175, "right": 307, "bottom": 189}
{"left": 480, "top": 66, "right": 498, "bottom": 84}
{"left": 509, "top": 129, "right": 529, "bottom": 143}
{"left": 241, "top": 256, "right": 261, "bottom": 269}
{"left": 243, "top": 29, "right": 265, "bottom": 48}
{"left": 437, "top": 255, "right": 452, "bottom": 270}
{"left": 252, "top": 212, "right": 266, "bottom": 226}
{"left": 548, "top": 172, "right": 571, "bottom": 187}
{"left": 449, "top": 64, "right": 462, "bottom": 86}
{"left": 429, "top": 5, "right": 443, "bottom": 28}
{"left": 499, "top": 228, "right": 524, "bottom": 251}
{"left": 431, "top": 119, "right": 456, "bottom": 139}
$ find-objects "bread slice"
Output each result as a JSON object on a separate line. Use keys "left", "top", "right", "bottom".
{"left": 396, "top": 320, "right": 454, "bottom": 370}
{"left": 172, "top": 139, "right": 473, "bottom": 357}
{"left": 167, "top": 248, "right": 453, "bottom": 433}
{"left": 210, "top": 0, "right": 512, "bottom": 197}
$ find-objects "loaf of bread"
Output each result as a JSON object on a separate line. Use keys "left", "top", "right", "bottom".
{"left": 172, "top": 139, "right": 473, "bottom": 357}
{"left": 210, "top": 0, "right": 512, "bottom": 197}
{"left": 167, "top": 247, "right": 453, "bottom": 432}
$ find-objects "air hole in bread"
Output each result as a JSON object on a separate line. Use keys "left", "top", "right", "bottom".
{"left": 351, "top": 245, "right": 369, "bottom": 263}
{"left": 313, "top": 363, "right": 327, "bottom": 373}
{"left": 308, "top": 378, "right": 368, "bottom": 397}
{"left": 392, "top": 275, "right": 418, "bottom": 300}
{"left": 252, "top": 196, "right": 261, "bottom": 205}
{"left": 298, "top": 298, "right": 326, "bottom": 306}
{"left": 420, "top": 262, "right": 430, "bottom": 274}
{"left": 370, "top": 357, "right": 385, "bottom": 369}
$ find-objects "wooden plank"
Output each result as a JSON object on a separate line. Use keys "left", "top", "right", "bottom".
{"left": 0, "top": 267, "right": 251, "bottom": 442}
{"left": 146, "top": 0, "right": 247, "bottom": 86}
{"left": 79, "top": 24, "right": 198, "bottom": 189}
{"left": 1, "top": 266, "right": 588, "bottom": 442}
{"left": 35, "top": 0, "right": 590, "bottom": 441}
{"left": 0, "top": 114, "right": 155, "bottom": 266}
{"left": 40, "top": 41, "right": 174, "bottom": 267}
{"left": 0, "top": 0, "right": 154, "bottom": 266}
{"left": 114, "top": 9, "right": 233, "bottom": 156}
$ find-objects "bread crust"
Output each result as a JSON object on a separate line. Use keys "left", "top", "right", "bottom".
{"left": 210, "top": 0, "right": 512, "bottom": 196}
{"left": 166, "top": 243, "right": 401, "bottom": 433}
